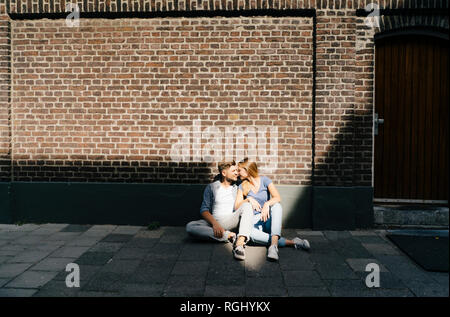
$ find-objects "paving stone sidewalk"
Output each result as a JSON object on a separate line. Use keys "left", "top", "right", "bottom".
{"left": 0, "top": 224, "right": 448, "bottom": 297}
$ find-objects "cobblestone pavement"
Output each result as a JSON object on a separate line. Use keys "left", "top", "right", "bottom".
{"left": 0, "top": 224, "right": 448, "bottom": 297}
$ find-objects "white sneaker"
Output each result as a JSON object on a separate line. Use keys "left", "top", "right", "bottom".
{"left": 267, "top": 244, "right": 279, "bottom": 261}
{"left": 224, "top": 231, "right": 236, "bottom": 244}
{"left": 233, "top": 245, "right": 245, "bottom": 260}
{"left": 293, "top": 237, "right": 310, "bottom": 251}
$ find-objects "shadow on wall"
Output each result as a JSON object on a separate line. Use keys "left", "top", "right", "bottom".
{"left": 282, "top": 113, "right": 374, "bottom": 231}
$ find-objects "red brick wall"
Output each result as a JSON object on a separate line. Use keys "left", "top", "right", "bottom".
{"left": 314, "top": 10, "right": 356, "bottom": 187}
{"left": 1, "top": 0, "right": 448, "bottom": 186}
{"left": 10, "top": 16, "right": 313, "bottom": 184}
{"left": 0, "top": 2, "right": 11, "bottom": 182}
{"left": 354, "top": 14, "right": 375, "bottom": 187}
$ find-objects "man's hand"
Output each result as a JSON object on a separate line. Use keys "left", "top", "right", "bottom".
{"left": 247, "top": 197, "right": 261, "bottom": 212}
{"left": 212, "top": 223, "right": 225, "bottom": 238}
{"left": 261, "top": 203, "right": 270, "bottom": 222}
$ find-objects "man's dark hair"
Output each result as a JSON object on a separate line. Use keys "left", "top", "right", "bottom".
{"left": 217, "top": 160, "right": 236, "bottom": 181}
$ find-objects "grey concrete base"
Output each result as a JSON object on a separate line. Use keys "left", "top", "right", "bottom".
{"left": 0, "top": 183, "right": 11, "bottom": 223}
{"left": 374, "top": 205, "right": 449, "bottom": 228}
{"left": 0, "top": 182, "right": 373, "bottom": 230}
{"left": 313, "top": 186, "right": 374, "bottom": 230}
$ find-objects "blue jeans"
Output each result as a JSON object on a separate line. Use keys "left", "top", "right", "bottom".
{"left": 250, "top": 203, "right": 287, "bottom": 247}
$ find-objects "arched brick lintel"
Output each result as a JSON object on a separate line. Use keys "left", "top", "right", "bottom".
{"left": 374, "top": 14, "right": 449, "bottom": 40}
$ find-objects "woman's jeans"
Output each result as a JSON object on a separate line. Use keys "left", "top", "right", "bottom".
{"left": 250, "top": 203, "right": 287, "bottom": 247}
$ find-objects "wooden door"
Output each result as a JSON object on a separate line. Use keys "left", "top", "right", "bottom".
{"left": 374, "top": 34, "right": 449, "bottom": 203}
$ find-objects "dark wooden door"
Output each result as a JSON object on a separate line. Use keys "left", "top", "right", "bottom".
{"left": 374, "top": 34, "right": 449, "bottom": 203}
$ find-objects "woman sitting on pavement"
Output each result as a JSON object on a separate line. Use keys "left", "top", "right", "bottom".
{"left": 234, "top": 158, "right": 311, "bottom": 261}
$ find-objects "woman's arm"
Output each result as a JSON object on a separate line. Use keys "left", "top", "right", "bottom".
{"left": 234, "top": 189, "right": 247, "bottom": 210}
{"left": 260, "top": 183, "right": 281, "bottom": 222}
{"left": 235, "top": 188, "right": 261, "bottom": 211}
{"left": 266, "top": 183, "right": 281, "bottom": 206}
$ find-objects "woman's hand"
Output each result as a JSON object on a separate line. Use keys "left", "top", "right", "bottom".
{"left": 260, "top": 202, "right": 270, "bottom": 222}
{"left": 247, "top": 197, "right": 261, "bottom": 212}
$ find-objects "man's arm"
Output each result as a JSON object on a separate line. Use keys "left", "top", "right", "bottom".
{"left": 199, "top": 184, "right": 224, "bottom": 238}
{"left": 199, "top": 184, "right": 214, "bottom": 215}
{"left": 201, "top": 211, "right": 224, "bottom": 238}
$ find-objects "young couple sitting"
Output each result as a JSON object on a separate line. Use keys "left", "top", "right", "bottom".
{"left": 186, "top": 158, "right": 310, "bottom": 261}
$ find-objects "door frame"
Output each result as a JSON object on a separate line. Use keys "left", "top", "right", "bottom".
{"left": 372, "top": 28, "right": 449, "bottom": 204}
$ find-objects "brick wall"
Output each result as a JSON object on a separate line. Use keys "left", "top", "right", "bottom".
{"left": 354, "top": 14, "right": 375, "bottom": 187}
{"left": 1, "top": 0, "right": 448, "bottom": 186}
{"left": 0, "top": 2, "right": 11, "bottom": 183}
{"left": 10, "top": 16, "right": 313, "bottom": 183}
{"left": 314, "top": 10, "right": 356, "bottom": 186}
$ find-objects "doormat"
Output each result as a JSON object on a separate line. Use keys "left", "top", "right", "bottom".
{"left": 386, "top": 230, "right": 449, "bottom": 272}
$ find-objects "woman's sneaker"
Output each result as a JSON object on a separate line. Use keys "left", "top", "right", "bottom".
{"left": 267, "top": 244, "right": 279, "bottom": 261}
{"left": 224, "top": 231, "right": 236, "bottom": 244}
{"left": 293, "top": 237, "right": 310, "bottom": 251}
{"left": 233, "top": 245, "right": 246, "bottom": 260}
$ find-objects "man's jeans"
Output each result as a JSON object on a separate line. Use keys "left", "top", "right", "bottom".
{"left": 250, "top": 203, "right": 287, "bottom": 247}
{"left": 186, "top": 202, "right": 254, "bottom": 242}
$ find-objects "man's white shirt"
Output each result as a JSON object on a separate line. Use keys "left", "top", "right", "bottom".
{"left": 212, "top": 184, "right": 235, "bottom": 220}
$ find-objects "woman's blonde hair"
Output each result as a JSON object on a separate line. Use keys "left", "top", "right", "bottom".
{"left": 238, "top": 158, "right": 259, "bottom": 197}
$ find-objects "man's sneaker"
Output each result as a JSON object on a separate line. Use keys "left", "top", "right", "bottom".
{"left": 233, "top": 245, "right": 245, "bottom": 260}
{"left": 293, "top": 237, "right": 310, "bottom": 251}
{"left": 267, "top": 244, "right": 279, "bottom": 261}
